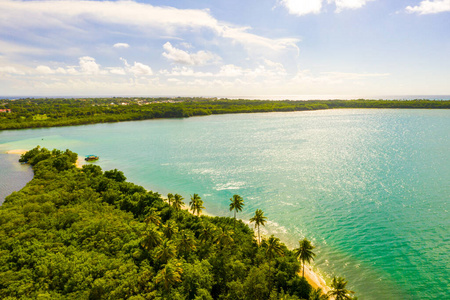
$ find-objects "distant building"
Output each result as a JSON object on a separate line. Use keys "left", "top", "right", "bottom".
{"left": 0, "top": 109, "right": 11, "bottom": 113}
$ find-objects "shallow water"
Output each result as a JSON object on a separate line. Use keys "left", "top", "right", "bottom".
{"left": 0, "top": 153, "right": 33, "bottom": 204}
{"left": 1, "top": 109, "right": 449, "bottom": 299}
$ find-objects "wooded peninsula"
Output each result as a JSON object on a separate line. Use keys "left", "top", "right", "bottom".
{"left": 0, "top": 147, "right": 355, "bottom": 299}
{"left": 0, "top": 97, "right": 448, "bottom": 130}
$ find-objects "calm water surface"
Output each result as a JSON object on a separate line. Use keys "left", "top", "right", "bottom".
{"left": 1, "top": 109, "right": 449, "bottom": 299}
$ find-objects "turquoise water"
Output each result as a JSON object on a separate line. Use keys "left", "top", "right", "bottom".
{"left": 1, "top": 109, "right": 449, "bottom": 299}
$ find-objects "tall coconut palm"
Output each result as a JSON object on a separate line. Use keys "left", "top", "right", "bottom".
{"left": 265, "top": 235, "right": 284, "bottom": 276}
{"left": 167, "top": 193, "right": 174, "bottom": 206}
{"left": 172, "top": 194, "right": 184, "bottom": 211}
{"left": 189, "top": 193, "right": 205, "bottom": 216}
{"left": 229, "top": 194, "right": 244, "bottom": 229}
{"left": 163, "top": 220, "right": 178, "bottom": 240}
{"left": 144, "top": 208, "right": 161, "bottom": 227}
{"left": 310, "top": 287, "right": 329, "bottom": 300}
{"left": 327, "top": 276, "right": 354, "bottom": 300}
{"left": 216, "top": 227, "right": 234, "bottom": 250}
{"left": 155, "top": 260, "right": 183, "bottom": 293}
{"left": 155, "top": 239, "right": 177, "bottom": 265}
{"left": 265, "top": 235, "right": 284, "bottom": 261}
{"left": 199, "top": 222, "right": 216, "bottom": 243}
{"left": 250, "top": 209, "right": 267, "bottom": 244}
{"left": 141, "top": 225, "right": 162, "bottom": 251}
{"left": 177, "top": 230, "right": 197, "bottom": 258}
{"left": 294, "top": 238, "right": 316, "bottom": 278}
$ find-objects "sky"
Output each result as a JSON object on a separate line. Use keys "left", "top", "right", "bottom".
{"left": 0, "top": 0, "right": 449, "bottom": 98}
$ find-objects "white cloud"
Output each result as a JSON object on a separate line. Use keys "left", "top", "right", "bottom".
{"left": 0, "top": 66, "right": 25, "bottom": 75}
{"left": 36, "top": 65, "right": 55, "bottom": 74}
{"left": 119, "top": 58, "right": 153, "bottom": 76}
{"left": 218, "top": 65, "right": 244, "bottom": 77}
{"left": 280, "top": 0, "right": 374, "bottom": 15}
{"left": 291, "top": 69, "right": 389, "bottom": 85}
{"left": 162, "top": 66, "right": 214, "bottom": 77}
{"left": 66, "top": 67, "right": 79, "bottom": 75}
{"left": 56, "top": 67, "right": 68, "bottom": 74}
{"left": 264, "top": 59, "right": 288, "bottom": 76}
{"left": 113, "top": 43, "right": 130, "bottom": 49}
{"left": 280, "top": 0, "right": 323, "bottom": 16}
{"left": 162, "top": 42, "right": 221, "bottom": 65}
{"left": 33, "top": 57, "right": 118, "bottom": 76}
{"left": 109, "top": 67, "right": 127, "bottom": 75}
{"left": 79, "top": 56, "right": 101, "bottom": 74}
{"left": 219, "top": 26, "right": 299, "bottom": 53}
{"left": 159, "top": 62, "right": 287, "bottom": 80}
{"left": 179, "top": 42, "right": 193, "bottom": 49}
{"left": 321, "top": 71, "right": 390, "bottom": 79}
{"left": 331, "top": 0, "right": 374, "bottom": 12}
{"left": 129, "top": 62, "right": 153, "bottom": 76}
{"left": 0, "top": 0, "right": 297, "bottom": 54}
{"left": 406, "top": 0, "right": 450, "bottom": 14}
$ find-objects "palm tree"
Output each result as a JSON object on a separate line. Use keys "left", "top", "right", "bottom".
{"left": 215, "top": 227, "right": 234, "bottom": 250}
{"left": 250, "top": 209, "right": 267, "bottom": 244}
{"left": 310, "top": 287, "right": 329, "bottom": 300}
{"left": 294, "top": 238, "right": 316, "bottom": 278}
{"left": 172, "top": 193, "right": 184, "bottom": 211}
{"left": 265, "top": 235, "right": 284, "bottom": 276}
{"left": 265, "top": 235, "right": 284, "bottom": 261}
{"left": 163, "top": 220, "right": 178, "bottom": 240}
{"left": 189, "top": 193, "right": 205, "bottom": 216}
{"left": 177, "top": 230, "right": 197, "bottom": 258}
{"left": 167, "top": 193, "right": 174, "bottom": 206}
{"left": 155, "top": 239, "right": 177, "bottom": 265}
{"left": 144, "top": 208, "right": 161, "bottom": 227}
{"left": 141, "top": 225, "right": 162, "bottom": 251}
{"left": 199, "top": 222, "right": 216, "bottom": 243}
{"left": 327, "top": 276, "right": 354, "bottom": 300}
{"left": 229, "top": 194, "right": 244, "bottom": 229}
{"left": 155, "top": 260, "right": 183, "bottom": 293}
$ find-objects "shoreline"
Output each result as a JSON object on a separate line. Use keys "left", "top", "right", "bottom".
{"left": 161, "top": 195, "right": 331, "bottom": 294}
{"left": 6, "top": 148, "right": 331, "bottom": 294}
{"left": 6, "top": 149, "right": 85, "bottom": 169}
{"left": 5, "top": 149, "right": 28, "bottom": 155}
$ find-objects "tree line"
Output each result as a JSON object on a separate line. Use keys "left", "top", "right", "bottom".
{"left": 0, "top": 97, "right": 448, "bottom": 130}
{"left": 0, "top": 147, "right": 357, "bottom": 299}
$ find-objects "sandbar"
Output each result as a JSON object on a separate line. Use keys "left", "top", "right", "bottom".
{"left": 5, "top": 149, "right": 27, "bottom": 155}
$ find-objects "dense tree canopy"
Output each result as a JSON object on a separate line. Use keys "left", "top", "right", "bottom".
{"left": 0, "top": 97, "right": 447, "bottom": 130}
{"left": 0, "top": 146, "right": 360, "bottom": 299}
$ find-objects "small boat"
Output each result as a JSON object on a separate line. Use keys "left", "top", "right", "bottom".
{"left": 85, "top": 155, "right": 99, "bottom": 161}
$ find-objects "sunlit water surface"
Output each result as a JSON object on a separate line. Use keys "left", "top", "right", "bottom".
{"left": 1, "top": 109, "right": 449, "bottom": 299}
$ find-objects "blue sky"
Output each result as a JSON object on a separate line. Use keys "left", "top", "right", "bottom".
{"left": 0, "top": 0, "right": 449, "bottom": 97}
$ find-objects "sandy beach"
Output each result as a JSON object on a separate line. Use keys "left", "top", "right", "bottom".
{"left": 6, "top": 149, "right": 85, "bottom": 169}
{"left": 302, "top": 265, "right": 330, "bottom": 294}
{"left": 75, "top": 157, "right": 84, "bottom": 168}
{"left": 161, "top": 195, "right": 331, "bottom": 294}
{"left": 5, "top": 149, "right": 28, "bottom": 155}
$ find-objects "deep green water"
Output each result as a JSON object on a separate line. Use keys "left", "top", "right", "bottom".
{"left": 1, "top": 109, "right": 449, "bottom": 299}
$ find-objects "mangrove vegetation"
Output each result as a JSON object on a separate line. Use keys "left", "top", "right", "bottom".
{"left": 0, "top": 147, "right": 357, "bottom": 299}
{"left": 0, "top": 97, "right": 448, "bottom": 130}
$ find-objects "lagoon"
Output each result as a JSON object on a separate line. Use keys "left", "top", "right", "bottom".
{"left": 1, "top": 109, "right": 449, "bottom": 299}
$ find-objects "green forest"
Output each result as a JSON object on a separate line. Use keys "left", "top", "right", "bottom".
{"left": 0, "top": 97, "right": 448, "bottom": 130}
{"left": 0, "top": 147, "right": 356, "bottom": 300}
